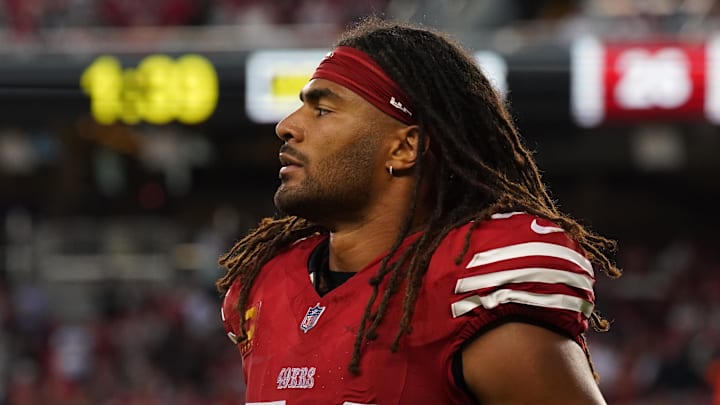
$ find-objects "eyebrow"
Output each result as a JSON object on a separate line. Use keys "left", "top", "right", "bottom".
{"left": 299, "top": 87, "right": 342, "bottom": 103}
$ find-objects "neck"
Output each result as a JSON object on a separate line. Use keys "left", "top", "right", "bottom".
{"left": 325, "top": 177, "right": 432, "bottom": 273}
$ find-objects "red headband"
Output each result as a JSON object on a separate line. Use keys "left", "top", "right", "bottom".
{"left": 311, "top": 46, "right": 415, "bottom": 125}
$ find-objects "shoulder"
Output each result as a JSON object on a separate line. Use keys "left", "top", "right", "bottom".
{"left": 437, "top": 211, "right": 590, "bottom": 275}
{"left": 444, "top": 211, "right": 584, "bottom": 253}
{"left": 431, "top": 212, "right": 594, "bottom": 338}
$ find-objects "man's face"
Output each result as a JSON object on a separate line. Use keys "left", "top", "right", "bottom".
{"left": 273, "top": 79, "right": 391, "bottom": 226}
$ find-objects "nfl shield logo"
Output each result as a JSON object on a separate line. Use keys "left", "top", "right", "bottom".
{"left": 300, "top": 303, "right": 326, "bottom": 333}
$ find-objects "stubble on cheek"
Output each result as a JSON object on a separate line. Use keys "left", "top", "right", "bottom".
{"left": 273, "top": 130, "right": 382, "bottom": 220}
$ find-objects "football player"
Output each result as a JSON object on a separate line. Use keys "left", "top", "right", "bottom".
{"left": 218, "top": 17, "right": 620, "bottom": 404}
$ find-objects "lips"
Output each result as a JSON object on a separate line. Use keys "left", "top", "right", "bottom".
{"left": 278, "top": 147, "right": 305, "bottom": 179}
{"left": 278, "top": 152, "right": 303, "bottom": 168}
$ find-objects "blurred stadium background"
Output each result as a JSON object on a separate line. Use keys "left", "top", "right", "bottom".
{"left": 1, "top": 0, "right": 719, "bottom": 403}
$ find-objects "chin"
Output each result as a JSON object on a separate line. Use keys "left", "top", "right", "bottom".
{"left": 274, "top": 189, "right": 305, "bottom": 216}
{"left": 274, "top": 194, "right": 329, "bottom": 225}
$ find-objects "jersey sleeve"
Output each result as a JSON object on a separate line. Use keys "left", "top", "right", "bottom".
{"left": 221, "top": 280, "right": 243, "bottom": 345}
{"left": 219, "top": 236, "right": 321, "bottom": 352}
{"left": 449, "top": 213, "right": 595, "bottom": 342}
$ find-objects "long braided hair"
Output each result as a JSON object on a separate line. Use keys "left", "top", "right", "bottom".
{"left": 217, "top": 17, "right": 621, "bottom": 377}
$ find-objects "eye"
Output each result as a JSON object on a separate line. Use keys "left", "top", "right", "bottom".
{"left": 316, "top": 107, "right": 331, "bottom": 116}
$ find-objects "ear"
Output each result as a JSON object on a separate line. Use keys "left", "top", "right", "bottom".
{"left": 386, "top": 125, "right": 425, "bottom": 172}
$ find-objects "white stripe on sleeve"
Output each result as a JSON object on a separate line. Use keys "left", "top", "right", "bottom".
{"left": 455, "top": 267, "right": 594, "bottom": 294}
{"left": 450, "top": 289, "right": 594, "bottom": 318}
{"left": 466, "top": 242, "right": 594, "bottom": 277}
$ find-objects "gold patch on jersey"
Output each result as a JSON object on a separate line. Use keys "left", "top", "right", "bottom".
{"left": 240, "top": 301, "right": 261, "bottom": 356}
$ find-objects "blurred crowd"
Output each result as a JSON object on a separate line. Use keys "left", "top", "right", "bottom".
{"left": 1, "top": 0, "right": 719, "bottom": 40}
{"left": 0, "top": 0, "right": 390, "bottom": 38}
{"left": 1, "top": 279, "right": 245, "bottom": 404}
{"left": 0, "top": 210, "right": 249, "bottom": 404}
{"left": 592, "top": 238, "right": 720, "bottom": 404}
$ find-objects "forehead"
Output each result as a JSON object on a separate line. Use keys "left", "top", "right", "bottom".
{"left": 300, "top": 78, "right": 366, "bottom": 105}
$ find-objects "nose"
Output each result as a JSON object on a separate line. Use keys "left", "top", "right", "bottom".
{"left": 275, "top": 108, "right": 303, "bottom": 142}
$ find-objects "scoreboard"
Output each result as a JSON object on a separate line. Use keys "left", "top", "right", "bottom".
{"left": 2, "top": 35, "right": 719, "bottom": 128}
{"left": 571, "top": 36, "right": 720, "bottom": 127}
{"left": 81, "top": 54, "right": 218, "bottom": 125}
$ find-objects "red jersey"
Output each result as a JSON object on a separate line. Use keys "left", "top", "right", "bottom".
{"left": 221, "top": 212, "right": 595, "bottom": 404}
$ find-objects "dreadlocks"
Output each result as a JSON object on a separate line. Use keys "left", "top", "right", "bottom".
{"left": 217, "top": 17, "right": 621, "bottom": 378}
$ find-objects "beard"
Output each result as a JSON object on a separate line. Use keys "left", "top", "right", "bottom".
{"left": 274, "top": 132, "right": 381, "bottom": 226}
